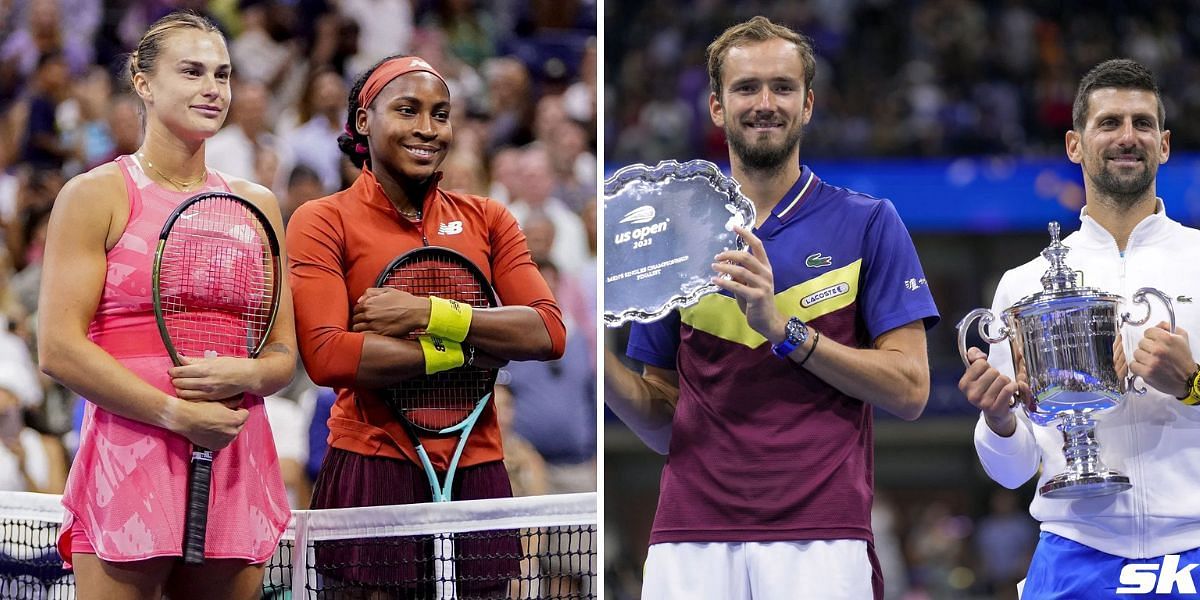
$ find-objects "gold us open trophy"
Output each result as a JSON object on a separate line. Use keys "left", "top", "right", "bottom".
{"left": 956, "top": 222, "right": 1174, "bottom": 499}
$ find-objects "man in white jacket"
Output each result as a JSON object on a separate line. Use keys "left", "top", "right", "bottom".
{"left": 960, "top": 58, "right": 1200, "bottom": 597}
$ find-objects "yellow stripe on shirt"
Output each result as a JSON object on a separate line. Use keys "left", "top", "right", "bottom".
{"left": 680, "top": 259, "right": 862, "bottom": 349}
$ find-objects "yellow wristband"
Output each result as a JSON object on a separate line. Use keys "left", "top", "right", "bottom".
{"left": 418, "top": 335, "right": 464, "bottom": 375}
{"left": 427, "top": 296, "right": 473, "bottom": 343}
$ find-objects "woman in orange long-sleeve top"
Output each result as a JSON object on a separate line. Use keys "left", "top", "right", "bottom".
{"left": 285, "top": 55, "right": 566, "bottom": 594}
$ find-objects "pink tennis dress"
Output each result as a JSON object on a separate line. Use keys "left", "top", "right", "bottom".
{"left": 57, "top": 155, "right": 289, "bottom": 566}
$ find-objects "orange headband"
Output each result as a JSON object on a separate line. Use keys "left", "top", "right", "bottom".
{"left": 357, "top": 56, "right": 447, "bottom": 110}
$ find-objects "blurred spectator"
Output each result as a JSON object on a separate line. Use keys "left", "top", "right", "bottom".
{"left": 282, "top": 164, "right": 324, "bottom": 223}
{"left": 338, "top": 0, "right": 414, "bottom": 77}
{"left": 483, "top": 56, "right": 534, "bottom": 153}
{"left": 974, "top": 489, "right": 1037, "bottom": 598}
{"left": 280, "top": 66, "right": 346, "bottom": 193}
{"left": 505, "top": 261, "right": 595, "bottom": 494}
{"left": 506, "top": 146, "right": 588, "bottom": 274}
{"left": 562, "top": 36, "right": 595, "bottom": 126}
{"left": 486, "top": 145, "right": 522, "bottom": 204}
{"left": 18, "top": 52, "right": 74, "bottom": 170}
{"left": 0, "top": 325, "right": 65, "bottom": 494}
{"left": 0, "top": 0, "right": 91, "bottom": 85}
{"left": 264, "top": 392, "right": 312, "bottom": 509}
{"left": 605, "top": 0, "right": 1200, "bottom": 159}
{"left": 439, "top": 148, "right": 489, "bottom": 197}
{"left": 86, "top": 94, "right": 141, "bottom": 170}
{"left": 72, "top": 66, "right": 115, "bottom": 169}
{"left": 228, "top": 0, "right": 298, "bottom": 92}
{"left": 422, "top": 0, "right": 498, "bottom": 69}
{"left": 493, "top": 382, "right": 548, "bottom": 498}
{"left": 207, "top": 79, "right": 291, "bottom": 191}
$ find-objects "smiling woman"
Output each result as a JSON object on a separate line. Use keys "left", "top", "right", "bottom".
{"left": 35, "top": 9, "right": 297, "bottom": 600}
{"left": 285, "top": 54, "right": 567, "bottom": 596}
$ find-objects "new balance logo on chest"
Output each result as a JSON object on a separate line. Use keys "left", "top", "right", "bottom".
{"left": 438, "top": 221, "right": 464, "bottom": 235}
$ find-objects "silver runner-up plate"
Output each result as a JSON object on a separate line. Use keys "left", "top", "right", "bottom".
{"left": 603, "top": 159, "right": 755, "bottom": 327}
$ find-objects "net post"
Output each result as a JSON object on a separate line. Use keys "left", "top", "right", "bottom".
{"left": 290, "top": 510, "right": 311, "bottom": 598}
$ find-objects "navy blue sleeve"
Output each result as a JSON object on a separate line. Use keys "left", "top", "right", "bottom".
{"left": 625, "top": 310, "right": 681, "bottom": 370}
{"left": 859, "top": 200, "right": 940, "bottom": 340}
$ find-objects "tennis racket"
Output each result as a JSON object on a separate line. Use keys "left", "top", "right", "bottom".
{"left": 374, "top": 246, "right": 499, "bottom": 597}
{"left": 152, "top": 191, "right": 282, "bottom": 565}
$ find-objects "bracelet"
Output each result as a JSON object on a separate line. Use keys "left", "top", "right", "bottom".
{"left": 796, "top": 330, "right": 820, "bottom": 367}
{"left": 418, "top": 334, "right": 464, "bottom": 374}
{"left": 426, "top": 296, "right": 473, "bottom": 342}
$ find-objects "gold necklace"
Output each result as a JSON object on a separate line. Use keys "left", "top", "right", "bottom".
{"left": 137, "top": 153, "right": 206, "bottom": 191}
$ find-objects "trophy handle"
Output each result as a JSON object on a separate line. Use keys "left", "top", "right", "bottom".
{"left": 1121, "top": 287, "right": 1176, "bottom": 395}
{"left": 956, "top": 308, "right": 1010, "bottom": 368}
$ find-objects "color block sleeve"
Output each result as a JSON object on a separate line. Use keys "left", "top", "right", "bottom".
{"left": 859, "top": 199, "right": 940, "bottom": 340}
{"left": 626, "top": 311, "right": 681, "bottom": 370}
{"left": 487, "top": 201, "right": 567, "bottom": 358}
{"left": 286, "top": 202, "right": 365, "bottom": 387}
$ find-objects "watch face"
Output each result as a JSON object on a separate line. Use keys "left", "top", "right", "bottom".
{"left": 787, "top": 317, "right": 807, "bottom": 344}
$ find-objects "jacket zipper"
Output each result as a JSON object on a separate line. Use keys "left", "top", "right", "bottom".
{"left": 1121, "top": 242, "right": 1147, "bottom": 558}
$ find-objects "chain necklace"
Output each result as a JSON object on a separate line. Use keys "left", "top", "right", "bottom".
{"left": 137, "top": 152, "right": 206, "bottom": 191}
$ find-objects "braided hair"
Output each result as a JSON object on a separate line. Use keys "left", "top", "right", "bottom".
{"left": 337, "top": 53, "right": 411, "bottom": 169}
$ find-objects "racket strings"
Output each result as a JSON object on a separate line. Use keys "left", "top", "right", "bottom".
{"left": 159, "top": 197, "right": 277, "bottom": 359}
{"left": 381, "top": 256, "right": 495, "bottom": 431}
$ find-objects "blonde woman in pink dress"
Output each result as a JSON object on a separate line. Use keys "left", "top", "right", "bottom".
{"left": 36, "top": 11, "right": 295, "bottom": 600}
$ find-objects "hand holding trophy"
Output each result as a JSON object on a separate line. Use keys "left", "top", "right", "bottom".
{"left": 956, "top": 222, "right": 1175, "bottom": 498}
{"left": 603, "top": 160, "right": 755, "bottom": 326}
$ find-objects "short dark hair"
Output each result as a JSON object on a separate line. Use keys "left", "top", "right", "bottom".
{"left": 706, "top": 16, "right": 816, "bottom": 98}
{"left": 1072, "top": 59, "right": 1165, "bottom": 131}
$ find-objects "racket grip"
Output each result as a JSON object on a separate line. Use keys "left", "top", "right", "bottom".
{"left": 182, "top": 446, "right": 214, "bottom": 565}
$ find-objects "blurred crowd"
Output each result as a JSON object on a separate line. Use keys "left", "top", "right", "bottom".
{"left": 606, "top": 0, "right": 1200, "bottom": 164}
{"left": 0, "top": 0, "right": 597, "bottom": 505}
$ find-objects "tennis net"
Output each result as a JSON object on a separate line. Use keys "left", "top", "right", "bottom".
{"left": 0, "top": 491, "right": 597, "bottom": 599}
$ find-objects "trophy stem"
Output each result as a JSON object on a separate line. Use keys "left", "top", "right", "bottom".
{"left": 1040, "top": 412, "right": 1131, "bottom": 498}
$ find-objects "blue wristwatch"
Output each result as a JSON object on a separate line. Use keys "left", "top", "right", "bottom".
{"left": 771, "top": 316, "right": 809, "bottom": 358}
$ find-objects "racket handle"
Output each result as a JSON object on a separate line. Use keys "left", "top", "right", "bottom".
{"left": 182, "top": 446, "right": 214, "bottom": 564}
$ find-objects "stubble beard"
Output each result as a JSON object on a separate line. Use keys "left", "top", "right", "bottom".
{"left": 726, "top": 116, "right": 803, "bottom": 176}
{"left": 1089, "top": 151, "right": 1157, "bottom": 210}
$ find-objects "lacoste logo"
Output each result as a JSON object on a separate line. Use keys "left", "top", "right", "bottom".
{"left": 801, "top": 283, "right": 850, "bottom": 308}
{"left": 1179, "top": 296, "right": 1193, "bottom": 304}
{"left": 619, "top": 206, "right": 656, "bottom": 225}
{"left": 805, "top": 253, "right": 832, "bottom": 268}
{"left": 438, "top": 221, "right": 463, "bottom": 235}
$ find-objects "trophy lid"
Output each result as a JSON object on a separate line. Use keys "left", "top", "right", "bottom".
{"left": 1007, "top": 221, "right": 1122, "bottom": 314}
{"left": 1039, "top": 222, "right": 1078, "bottom": 292}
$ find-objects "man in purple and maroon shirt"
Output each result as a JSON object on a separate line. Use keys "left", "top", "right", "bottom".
{"left": 605, "top": 17, "right": 939, "bottom": 600}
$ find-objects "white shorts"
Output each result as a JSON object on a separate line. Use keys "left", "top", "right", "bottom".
{"left": 641, "top": 540, "right": 876, "bottom": 600}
